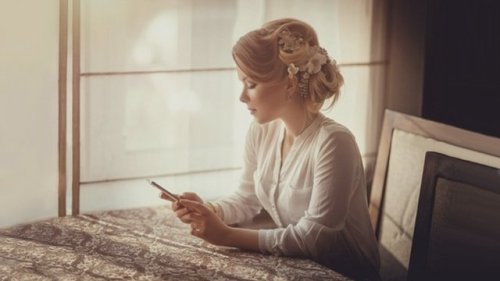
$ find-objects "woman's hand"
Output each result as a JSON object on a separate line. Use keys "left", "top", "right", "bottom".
{"left": 159, "top": 192, "right": 203, "bottom": 224}
{"left": 179, "top": 199, "right": 232, "bottom": 246}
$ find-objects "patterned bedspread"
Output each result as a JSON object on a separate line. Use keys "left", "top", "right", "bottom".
{"left": 0, "top": 206, "right": 351, "bottom": 280}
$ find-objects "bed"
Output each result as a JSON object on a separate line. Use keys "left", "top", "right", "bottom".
{"left": 0, "top": 206, "right": 352, "bottom": 280}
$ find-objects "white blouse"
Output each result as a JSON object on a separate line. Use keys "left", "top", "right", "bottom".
{"left": 215, "top": 113, "right": 380, "bottom": 273}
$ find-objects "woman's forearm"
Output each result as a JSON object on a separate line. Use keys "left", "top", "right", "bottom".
{"left": 224, "top": 227, "right": 261, "bottom": 252}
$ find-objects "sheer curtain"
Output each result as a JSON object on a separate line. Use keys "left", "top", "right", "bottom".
{"left": 78, "top": 0, "right": 387, "bottom": 212}
{"left": 80, "top": 0, "right": 261, "bottom": 182}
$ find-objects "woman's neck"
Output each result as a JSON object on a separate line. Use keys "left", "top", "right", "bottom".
{"left": 281, "top": 110, "right": 318, "bottom": 142}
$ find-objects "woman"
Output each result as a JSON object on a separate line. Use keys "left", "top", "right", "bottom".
{"left": 161, "top": 18, "right": 380, "bottom": 280}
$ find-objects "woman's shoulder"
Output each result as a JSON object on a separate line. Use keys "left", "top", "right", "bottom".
{"left": 314, "top": 115, "right": 362, "bottom": 157}
{"left": 317, "top": 114, "right": 355, "bottom": 140}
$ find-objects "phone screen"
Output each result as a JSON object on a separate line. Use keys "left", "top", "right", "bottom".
{"left": 148, "top": 180, "right": 179, "bottom": 202}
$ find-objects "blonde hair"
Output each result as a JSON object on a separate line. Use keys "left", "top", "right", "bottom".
{"left": 232, "top": 18, "right": 343, "bottom": 112}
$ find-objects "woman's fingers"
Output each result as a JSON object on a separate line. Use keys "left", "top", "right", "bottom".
{"left": 168, "top": 198, "right": 208, "bottom": 225}
{"left": 175, "top": 207, "right": 189, "bottom": 218}
{"left": 171, "top": 199, "right": 187, "bottom": 212}
{"left": 186, "top": 212, "right": 204, "bottom": 223}
{"left": 161, "top": 192, "right": 203, "bottom": 211}
{"left": 179, "top": 199, "right": 209, "bottom": 215}
{"left": 180, "top": 192, "right": 203, "bottom": 204}
{"left": 180, "top": 203, "right": 229, "bottom": 245}
{"left": 160, "top": 192, "right": 179, "bottom": 207}
{"left": 188, "top": 213, "right": 206, "bottom": 236}
{"left": 176, "top": 208, "right": 196, "bottom": 224}
{"left": 172, "top": 200, "right": 181, "bottom": 211}
{"left": 159, "top": 192, "right": 173, "bottom": 201}
{"left": 159, "top": 192, "right": 166, "bottom": 199}
{"left": 180, "top": 192, "right": 195, "bottom": 199}
{"left": 174, "top": 203, "right": 206, "bottom": 224}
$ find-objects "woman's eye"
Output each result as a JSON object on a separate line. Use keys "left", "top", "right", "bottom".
{"left": 247, "top": 83, "right": 256, "bottom": 89}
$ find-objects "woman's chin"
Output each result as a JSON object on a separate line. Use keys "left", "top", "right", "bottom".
{"left": 253, "top": 115, "right": 273, "bottom": 124}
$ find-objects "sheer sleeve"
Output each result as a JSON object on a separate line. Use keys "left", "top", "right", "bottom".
{"left": 214, "top": 122, "right": 263, "bottom": 225}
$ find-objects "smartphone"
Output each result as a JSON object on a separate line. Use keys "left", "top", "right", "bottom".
{"left": 148, "top": 180, "right": 179, "bottom": 202}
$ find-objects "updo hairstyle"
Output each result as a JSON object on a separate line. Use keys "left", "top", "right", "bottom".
{"left": 232, "top": 18, "right": 343, "bottom": 112}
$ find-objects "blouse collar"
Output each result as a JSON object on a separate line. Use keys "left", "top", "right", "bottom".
{"left": 280, "top": 113, "right": 325, "bottom": 146}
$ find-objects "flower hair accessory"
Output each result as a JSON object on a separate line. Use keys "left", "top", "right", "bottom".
{"left": 278, "top": 29, "right": 304, "bottom": 53}
{"left": 278, "top": 28, "right": 331, "bottom": 98}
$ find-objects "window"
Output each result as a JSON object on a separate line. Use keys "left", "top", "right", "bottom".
{"left": 80, "top": 0, "right": 263, "bottom": 182}
{"left": 75, "top": 0, "right": 387, "bottom": 211}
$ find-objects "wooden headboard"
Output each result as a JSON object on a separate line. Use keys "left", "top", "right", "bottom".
{"left": 408, "top": 152, "right": 500, "bottom": 280}
{"left": 369, "top": 109, "right": 500, "bottom": 270}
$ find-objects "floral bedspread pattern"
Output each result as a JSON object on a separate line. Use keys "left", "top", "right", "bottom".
{"left": 0, "top": 206, "right": 351, "bottom": 280}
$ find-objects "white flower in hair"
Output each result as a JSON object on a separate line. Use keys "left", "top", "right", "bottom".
{"left": 302, "top": 46, "right": 328, "bottom": 74}
{"left": 278, "top": 28, "right": 332, "bottom": 98}
{"left": 278, "top": 28, "right": 304, "bottom": 53}
{"left": 287, "top": 63, "right": 299, "bottom": 79}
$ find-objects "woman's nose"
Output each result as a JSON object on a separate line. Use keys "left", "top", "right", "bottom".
{"left": 239, "top": 89, "right": 249, "bottom": 103}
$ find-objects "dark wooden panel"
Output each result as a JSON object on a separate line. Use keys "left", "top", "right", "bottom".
{"left": 408, "top": 152, "right": 500, "bottom": 281}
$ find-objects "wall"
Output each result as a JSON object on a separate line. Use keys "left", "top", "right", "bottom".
{"left": 385, "top": 0, "right": 427, "bottom": 116}
{"left": 0, "top": 0, "right": 59, "bottom": 227}
{"left": 422, "top": 0, "right": 500, "bottom": 138}
{"left": 386, "top": 0, "right": 500, "bottom": 136}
